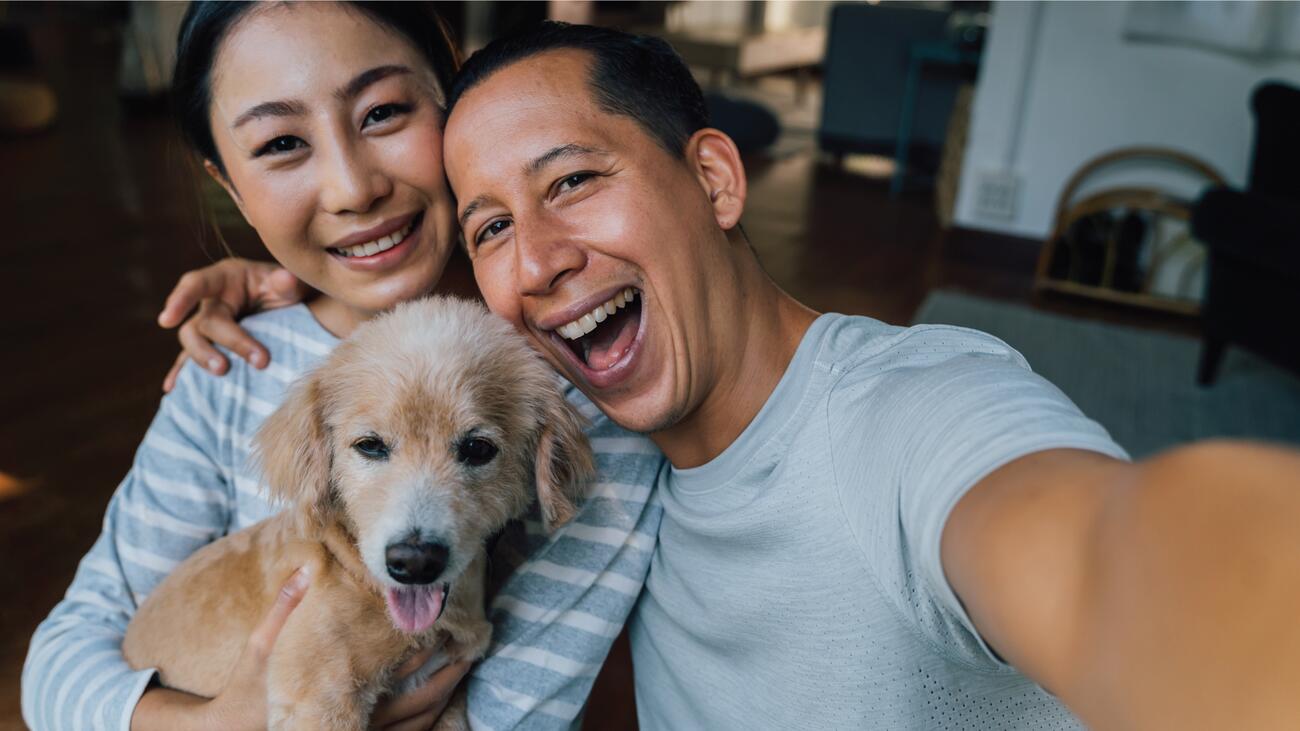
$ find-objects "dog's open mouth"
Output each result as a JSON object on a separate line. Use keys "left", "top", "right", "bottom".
{"left": 385, "top": 583, "right": 448, "bottom": 634}
{"left": 557, "top": 288, "right": 642, "bottom": 370}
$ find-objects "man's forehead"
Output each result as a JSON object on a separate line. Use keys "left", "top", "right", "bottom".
{"left": 446, "top": 55, "right": 639, "bottom": 176}
{"left": 450, "top": 51, "right": 596, "bottom": 126}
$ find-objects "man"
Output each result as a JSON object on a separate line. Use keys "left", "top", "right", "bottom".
{"left": 163, "top": 22, "right": 1300, "bottom": 729}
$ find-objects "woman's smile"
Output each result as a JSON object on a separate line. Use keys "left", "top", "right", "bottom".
{"left": 327, "top": 211, "right": 424, "bottom": 272}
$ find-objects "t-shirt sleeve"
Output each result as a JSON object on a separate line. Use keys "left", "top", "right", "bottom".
{"left": 831, "top": 327, "right": 1128, "bottom": 670}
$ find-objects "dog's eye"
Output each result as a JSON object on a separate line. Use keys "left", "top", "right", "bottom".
{"left": 353, "top": 437, "right": 390, "bottom": 460}
{"left": 457, "top": 437, "right": 498, "bottom": 466}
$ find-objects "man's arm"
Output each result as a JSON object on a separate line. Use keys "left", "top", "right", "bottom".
{"left": 944, "top": 441, "right": 1300, "bottom": 730}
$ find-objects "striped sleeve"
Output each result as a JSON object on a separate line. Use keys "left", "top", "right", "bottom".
{"left": 466, "top": 388, "right": 665, "bottom": 730}
{"left": 22, "top": 362, "right": 235, "bottom": 731}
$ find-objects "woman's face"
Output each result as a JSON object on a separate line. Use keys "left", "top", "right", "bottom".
{"left": 207, "top": 3, "right": 455, "bottom": 328}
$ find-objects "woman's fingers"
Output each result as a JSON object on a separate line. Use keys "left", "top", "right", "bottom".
{"left": 384, "top": 708, "right": 438, "bottom": 731}
{"left": 247, "top": 565, "right": 312, "bottom": 660}
{"left": 162, "top": 352, "right": 189, "bottom": 394}
{"left": 371, "top": 659, "right": 471, "bottom": 728}
{"left": 195, "top": 300, "right": 270, "bottom": 369}
{"left": 393, "top": 645, "right": 439, "bottom": 679}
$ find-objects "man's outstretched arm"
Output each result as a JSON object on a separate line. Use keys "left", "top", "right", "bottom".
{"left": 944, "top": 442, "right": 1300, "bottom": 730}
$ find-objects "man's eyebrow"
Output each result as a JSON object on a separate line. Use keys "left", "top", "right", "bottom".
{"left": 526, "top": 144, "right": 607, "bottom": 175}
{"left": 231, "top": 100, "right": 307, "bottom": 129}
{"left": 459, "top": 145, "right": 609, "bottom": 229}
{"left": 336, "top": 64, "right": 413, "bottom": 102}
{"left": 459, "top": 196, "right": 488, "bottom": 229}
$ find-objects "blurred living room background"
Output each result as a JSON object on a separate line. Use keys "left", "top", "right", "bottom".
{"left": 2, "top": 1, "right": 1298, "bottom": 728}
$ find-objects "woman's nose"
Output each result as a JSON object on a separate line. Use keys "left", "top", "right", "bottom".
{"left": 319, "top": 141, "right": 391, "bottom": 215}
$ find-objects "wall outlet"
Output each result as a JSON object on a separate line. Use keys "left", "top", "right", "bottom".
{"left": 974, "top": 170, "right": 1020, "bottom": 221}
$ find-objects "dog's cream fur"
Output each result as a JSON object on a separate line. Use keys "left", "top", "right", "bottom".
{"left": 122, "top": 296, "right": 594, "bottom": 729}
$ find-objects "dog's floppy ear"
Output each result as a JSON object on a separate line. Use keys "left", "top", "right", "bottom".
{"left": 535, "top": 395, "right": 595, "bottom": 532}
{"left": 253, "top": 371, "right": 334, "bottom": 527}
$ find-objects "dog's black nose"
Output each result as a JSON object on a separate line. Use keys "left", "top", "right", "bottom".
{"left": 385, "top": 541, "right": 449, "bottom": 585}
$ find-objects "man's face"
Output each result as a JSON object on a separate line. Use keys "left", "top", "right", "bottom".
{"left": 445, "top": 51, "right": 735, "bottom": 435}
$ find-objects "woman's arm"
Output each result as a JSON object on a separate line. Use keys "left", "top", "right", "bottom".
{"left": 22, "top": 362, "right": 241, "bottom": 731}
{"left": 465, "top": 390, "right": 665, "bottom": 728}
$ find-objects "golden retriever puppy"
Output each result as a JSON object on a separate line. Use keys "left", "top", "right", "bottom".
{"left": 123, "top": 296, "right": 594, "bottom": 729}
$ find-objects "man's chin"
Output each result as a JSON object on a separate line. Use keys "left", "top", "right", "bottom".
{"left": 584, "top": 387, "right": 682, "bottom": 437}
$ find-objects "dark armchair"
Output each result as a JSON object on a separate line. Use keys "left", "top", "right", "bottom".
{"left": 1191, "top": 81, "right": 1300, "bottom": 385}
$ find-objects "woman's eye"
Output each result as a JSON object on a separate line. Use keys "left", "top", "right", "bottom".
{"left": 363, "top": 103, "right": 411, "bottom": 127}
{"left": 254, "top": 136, "right": 305, "bottom": 157}
{"left": 476, "top": 219, "right": 512, "bottom": 244}
{"left": 557, "top": 172, "right": 593, "bottom": 193}
{"left": 457, "top": 437, "right": 498, "bottom": 467}
{"left": 353, "top": 437, "right": 390, "bottom": 460}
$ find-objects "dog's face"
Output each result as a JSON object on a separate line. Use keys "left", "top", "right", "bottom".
{"left": 255, "top": 297, "right": 593, "bottom": 634}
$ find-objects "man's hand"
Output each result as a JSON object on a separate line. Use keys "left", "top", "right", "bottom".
{"left": 370, "top": 649, "right": 473, "bottom": 731}
{"left": 131, "top": 565, "right": 313, "bottom": 731}
{"left": 158, "top": 258, "right": 309, "bottom": 392}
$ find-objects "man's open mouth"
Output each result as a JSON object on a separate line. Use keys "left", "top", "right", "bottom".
{"left": 555, "top": 288, "right": 642, "bottom": 371}
{"left": 385, "top": 582, "right": 448, "bottom": 634}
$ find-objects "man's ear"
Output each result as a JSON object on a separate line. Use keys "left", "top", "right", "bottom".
{"left": 253, "top": 371, "right": 335, "bottom": 530}
{"left": 686, "top": 128, "right": 747, "bottom": 231}
{"left": 202, "top": 158, "right": 247, "bottom": 218}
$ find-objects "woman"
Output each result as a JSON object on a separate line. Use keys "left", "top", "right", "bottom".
{"left": 22, "top": 4, "right": 662, "bottom": 729}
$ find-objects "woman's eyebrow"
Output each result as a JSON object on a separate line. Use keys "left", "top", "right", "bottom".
{"left": 336, "top": 65, "right": 413, "bottom": 102}
{"left": 231, "top": 100, "right": 306, "bottom": 129}
{"left": 230, "top": 66, "right": 414, "bottom": 130}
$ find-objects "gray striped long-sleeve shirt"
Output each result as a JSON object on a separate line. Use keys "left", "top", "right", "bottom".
{"left": 22, "top": 304, "right": 664, "bottom": 731}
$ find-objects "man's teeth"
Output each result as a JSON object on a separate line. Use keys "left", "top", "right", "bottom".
{"left": 335, "top": 221, "right": 414, "bottom": 258}
{"left": 557, "top": 288, "right": 636, "bottom": 341}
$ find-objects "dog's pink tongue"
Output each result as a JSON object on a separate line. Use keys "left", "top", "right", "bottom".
{"left": 385, "top": 585, "right": 445, "bottom": 634}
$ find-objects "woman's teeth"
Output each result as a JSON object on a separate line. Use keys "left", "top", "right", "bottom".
{"left": 557, "top": 289, "right": 636, "bottom": 341}
{"left": 334, "top": 221, "right": 414, "bottom": 258}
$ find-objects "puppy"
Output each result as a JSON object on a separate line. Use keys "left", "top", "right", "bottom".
{"left": 123, "top": 296, "right": 594, "bottom": 729}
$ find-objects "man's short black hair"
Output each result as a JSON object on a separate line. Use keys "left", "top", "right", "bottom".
{"left": 447, "top": 21, "right": 709, "bottom": 158}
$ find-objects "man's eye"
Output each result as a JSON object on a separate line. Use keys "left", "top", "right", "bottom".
{"left": 254, "top": 136, "right": 306, "bottom": 157}
{"left": 353, "top": 437, "right": 390, "bottom": 460}
{"left": 557, "top": 172, "right": 593, "bottom": 193}
{"left": 477, "top": 219, "right": 512, "bottom": 244}
{"left": 363, "top": 103, "right": 412, "bottom": 127}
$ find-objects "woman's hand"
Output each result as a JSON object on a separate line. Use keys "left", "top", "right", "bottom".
{"left": 130, "top": 565, "right": 312, "bottom": 731}
{"left": 370, "top": 649, "right": 473, "bottom": 731}
{"left": 158, "top": 258, "right": 309, "bottom": 392}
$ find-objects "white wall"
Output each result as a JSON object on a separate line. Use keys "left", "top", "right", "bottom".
{"left": 954, "top": 1, "right": 1300, "bottom": 240}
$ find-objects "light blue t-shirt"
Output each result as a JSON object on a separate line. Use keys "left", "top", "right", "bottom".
{"left": 629, "top": 313, "right": 1128, "bottom": 729}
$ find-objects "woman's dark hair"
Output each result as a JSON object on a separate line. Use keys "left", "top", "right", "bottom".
{"left": 448, "top": 21, "right": 708, "bottom": 159}
{"left": 172, "top": 1, "right": 459, "bottom": 177}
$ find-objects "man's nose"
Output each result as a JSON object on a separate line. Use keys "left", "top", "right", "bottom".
{"left": 514, "top": 218, "right": 587, "bottom": 295}
{"left": 319, "top": 140, "right": 391, "bottom": 215}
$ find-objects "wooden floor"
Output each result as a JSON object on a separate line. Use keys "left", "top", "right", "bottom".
{"left": 0, "top": 20, "right": 1197, "bottom": 731}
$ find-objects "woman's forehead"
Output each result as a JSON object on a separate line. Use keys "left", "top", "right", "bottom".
{"left": 210, "top": 2, "right": 436, "bottom": 107}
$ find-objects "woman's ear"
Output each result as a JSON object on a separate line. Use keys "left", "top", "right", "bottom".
{"left": 253, "top": 372, "right": 335, "bottom": 530}
{"left": 534, "top": 395, "right": 595, "bottom": 532}
{"left": 202, "top": 158, "right": 247, "bottom": 217}
{"left": 686, "top": 128, "right": 748, "bottom": 231}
